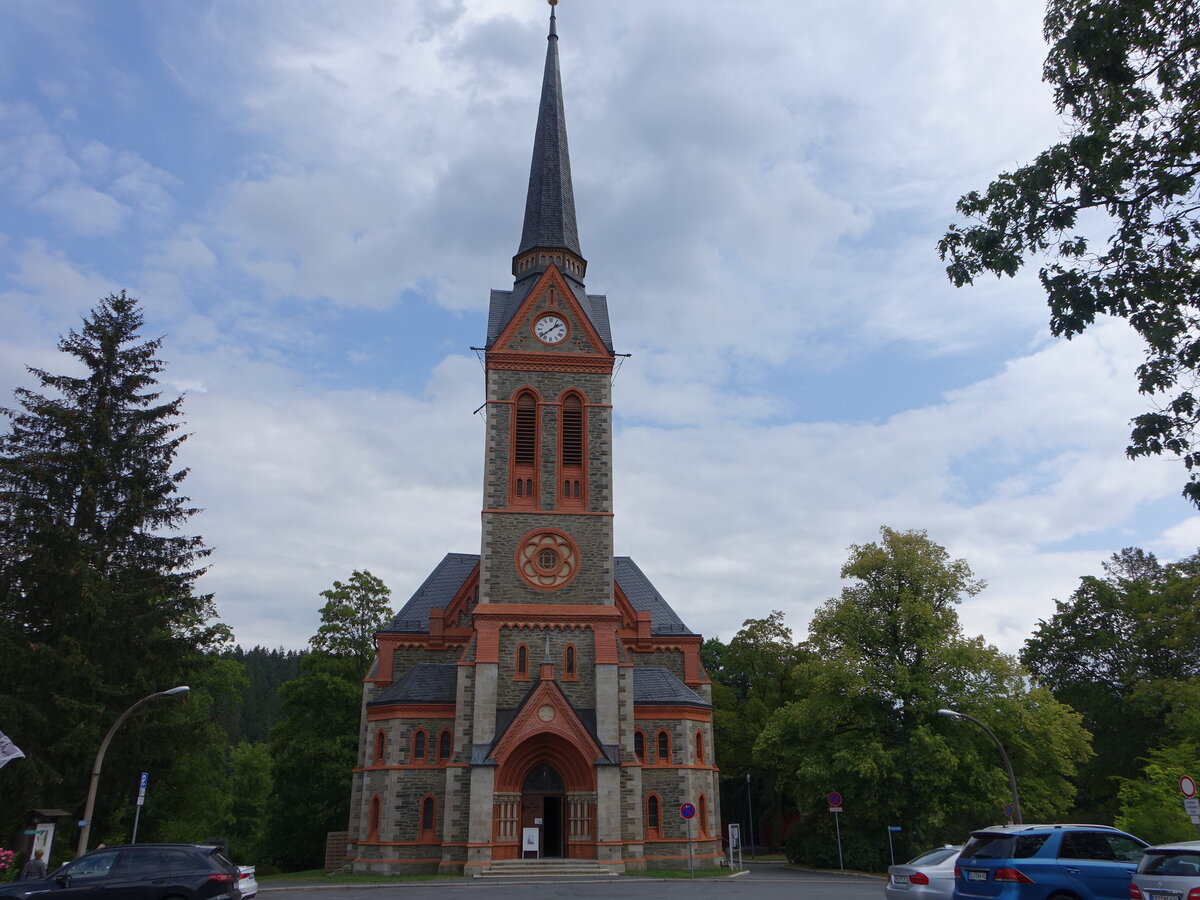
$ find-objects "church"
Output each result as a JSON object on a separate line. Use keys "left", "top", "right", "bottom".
{"left": 345, "top": 2, "right": 722, "bottom": 875}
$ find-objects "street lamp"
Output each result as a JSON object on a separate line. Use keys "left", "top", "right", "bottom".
{"left": 77, "top": 686, "right": 190, "bottom": 857}
{"left": 938, "top": 708, "right": 1022, "bottom": 824}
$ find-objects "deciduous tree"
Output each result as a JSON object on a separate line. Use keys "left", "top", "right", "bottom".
{"left": 939, "top": 0, "right": 1200, "bottom": 504}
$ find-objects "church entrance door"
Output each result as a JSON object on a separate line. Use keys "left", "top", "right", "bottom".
{"left": 522, "top": 763, "right": 564, "bottom": 858}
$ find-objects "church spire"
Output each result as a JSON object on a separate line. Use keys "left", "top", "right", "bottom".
{"left": 513, "top": 0, "right": 586, "bottom": 282}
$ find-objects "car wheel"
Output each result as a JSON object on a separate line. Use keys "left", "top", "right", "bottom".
{"left": 1047, "top": 892, "right": 1079, "bottom": 900}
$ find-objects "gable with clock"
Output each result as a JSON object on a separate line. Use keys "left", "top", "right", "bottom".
{"left": 344, "top": 3, "right": 721, "bottom": 876}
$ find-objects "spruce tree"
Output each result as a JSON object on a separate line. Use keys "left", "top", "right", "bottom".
{"left": 0, "top": 291, "right": 224, "bottom": 843}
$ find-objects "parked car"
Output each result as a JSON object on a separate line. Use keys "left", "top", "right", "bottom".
{"left": 0, "top": 843, "right": 242, "bottom": 900}
{"left": 237, "top": 865, "right": 258, "bottom": 899}
{"left": 953, "top": 824, "right": 1147, "bottom": 900}
{"left": 888, "top": 845, "right": 964, "bottom": 900}
{"left": 1131, "top": 840, "right": 1200, "bottom": 900}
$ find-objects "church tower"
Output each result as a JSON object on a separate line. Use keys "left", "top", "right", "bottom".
{"left": 346, "top": 3, "right": 721, "bottom": 875}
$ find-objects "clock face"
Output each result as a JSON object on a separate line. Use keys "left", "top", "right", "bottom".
{"left": 534, "top": 314, "right": 568, "bottom": 344}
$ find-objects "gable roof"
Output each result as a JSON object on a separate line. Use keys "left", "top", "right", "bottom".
{"left": 384, "top": 552, "right": 693, "bottom": 636}
{"left": 369, "top": 662, "right": 457, "bottom": 707}
{"left": 486, "top": 282, "right": 612, "bottom": 352}
{"left": 632, "top": 667, "right": 709, "bottom": 708}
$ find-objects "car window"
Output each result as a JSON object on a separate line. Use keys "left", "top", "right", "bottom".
{"left": 1061, "top": 832, "right": 1117, "bottom": 861}
{"left": 964, "top": 835, "right": 1014, "bottom": 859}
{"left": 1105, "top": 835, "right": 1146, "bottom": 863}
{"left": 907, "top": 848, "right": 960, "bottom": 866}
{"left": 160, "top": 849, "right": 201, "bottom": 873}
{"left": 1141, "top": 851, "right": 1200, "bottom": 875}
{"left": 115, "top": 849, "right": 166, "bottom": 876}
{"left": 1013, "top": 836, "right": 1050, "bottom": 858}
{"left": 65, "top": 851, "right": 120, "bottom": 878}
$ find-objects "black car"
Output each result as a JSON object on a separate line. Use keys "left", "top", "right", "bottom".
{"left": 0, "top": 844, "right": 241, "bottom": 900}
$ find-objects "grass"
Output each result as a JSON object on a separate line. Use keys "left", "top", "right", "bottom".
{"left": 635, "top": 868, "right": 741, "bottom": 879}
{"left": 259, "top": 870, "right": 455, "bottom": 883}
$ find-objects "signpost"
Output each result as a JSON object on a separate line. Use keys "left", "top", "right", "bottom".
{"left": 828, "top": 792, "right": 844, "bottom": 871}
{"left": 887, "top": 826, "right": 901, "bottom": 866}
{"left": 1182, "top": 775, "right": 1200, "bottom": 831}
{"left": 131, "top": 772, "right": 149, "bottom": 844}
{"left": 727, "top": 824, "right": 743, "bottom": 871}
{"left": 681, "top": 802, "right": 696, "bottom": 879}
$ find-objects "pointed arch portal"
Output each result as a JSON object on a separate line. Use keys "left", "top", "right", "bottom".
{"left": 494, "top": 732, "right": 597, "bottom": 860}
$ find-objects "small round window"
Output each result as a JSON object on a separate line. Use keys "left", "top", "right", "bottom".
{"left": 515, "top": 529, "right": 580, "bottom": 590}
{"left": 538, "top": 548, "right": 559, "bottom": 570}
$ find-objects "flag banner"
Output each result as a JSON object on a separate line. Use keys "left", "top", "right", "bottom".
{"left": 0, "top": 730, "right": 26, "bottom": 769}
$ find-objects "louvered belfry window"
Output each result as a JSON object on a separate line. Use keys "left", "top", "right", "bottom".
{"left": 559, "top": 393, "right": 585, "bottom": 507}
{"left": 512, "top": 391, "right": 538, "bottom": 506}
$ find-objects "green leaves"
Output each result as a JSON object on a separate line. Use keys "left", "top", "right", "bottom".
{"left": 942, "top": 0, "right": 1200, "bottom": 504}
{"left": 309, "top": 569, "right": 393, "bottom": 673}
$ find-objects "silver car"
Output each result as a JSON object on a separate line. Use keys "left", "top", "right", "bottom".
{"left": 887, "top": 845, "right": 964, "bottom": 900}
{"left": 1132, "top": 840, "right": 1200, "bottom": 900}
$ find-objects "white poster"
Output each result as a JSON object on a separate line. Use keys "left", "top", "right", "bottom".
{"left": 522, "top": 827, "right": 540, "bottom": 858}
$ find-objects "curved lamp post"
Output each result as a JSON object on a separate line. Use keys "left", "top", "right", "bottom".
{"left": 938, "top": 708, "right": 1022, "bottom": 824}
{"left": 77, "top": 686, "right": 190, "bottom": 857}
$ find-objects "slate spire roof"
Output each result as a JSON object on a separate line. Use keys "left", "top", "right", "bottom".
{"left": 518, "top": 2, "right": 580, "bottom": 258}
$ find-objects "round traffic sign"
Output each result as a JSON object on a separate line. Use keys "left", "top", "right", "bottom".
{"left": 1181, "top": 775, "right": 1197, "bottom": 798}
{"left": 1003, "top": 804, "right": 1015, "bottom": 818}
{"left": 827, "top": 791, "right": 842, "bottom": 807}
{"left": 680, "top": 802, "right": 696, "bottom": 819}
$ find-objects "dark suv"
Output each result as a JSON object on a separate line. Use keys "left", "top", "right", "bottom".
{"left": 953, "top": 825, "right": 1147, "bottom": 900}
{"left": 0, "top": 843, "right": 241, "bottom": 900}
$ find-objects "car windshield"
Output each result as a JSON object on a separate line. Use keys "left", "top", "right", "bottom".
{"left": 906, "top": 848, "right": 960, "bottom": 866}
{"left": 963, "top": 834, "right": 1049, "bottom": 860}
{"left": 1140, "top": 851, "right": 1200, "bottom": 876}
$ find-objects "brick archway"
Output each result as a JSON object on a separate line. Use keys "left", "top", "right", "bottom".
{"left": 494, "top": 732, "right": 597, "bottom": 860}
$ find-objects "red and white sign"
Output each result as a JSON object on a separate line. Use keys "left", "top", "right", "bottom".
{"left": 1180, "top": 775, "right": 1197, "bottom": 798}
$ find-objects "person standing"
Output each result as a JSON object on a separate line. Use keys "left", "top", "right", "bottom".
{"left": 20, "top": 849, "right": 47, "bottom": 880}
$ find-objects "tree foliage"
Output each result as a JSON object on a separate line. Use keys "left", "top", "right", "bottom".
{"left": 0, "top": 291, "right": 227, "bottom": 845}
{"left": 309, "top": 569, "right": 393, "bottom": 673}
{"left": 757, "top": 528, "right": 1090, "bottom": 868}
{"left": 1021, "top": 547, "right": 1200, "bottom": 822}
{"left": 939, "top": 0, "right": 1200, "bottom": 504}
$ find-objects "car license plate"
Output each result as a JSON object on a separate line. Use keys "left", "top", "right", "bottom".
{"left": 1149, "top": 893, "right": 1179, "bottom": 900}
{"left": 968, "top": 870, "right": 988, "bottom": 882}
{"left": 894, "top": 875, "right": 909, "bottom": 884}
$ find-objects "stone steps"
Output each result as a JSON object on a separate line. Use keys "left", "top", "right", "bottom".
{"left": 474, "top": 858, "right": 622, "bottom": 878}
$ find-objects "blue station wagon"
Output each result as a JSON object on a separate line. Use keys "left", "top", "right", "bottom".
{"left": 953, "top": 825, "right": 1147, "bottom": 900}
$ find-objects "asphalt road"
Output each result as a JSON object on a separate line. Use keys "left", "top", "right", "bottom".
{"left": 261, "top": 862, "right": 884, "bottom": 900}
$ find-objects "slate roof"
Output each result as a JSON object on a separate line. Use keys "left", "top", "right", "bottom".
{"left": 517, "top": 7, "right": 580, "bottom": 258}
{"left": 369, "top": 663, "right": 458, "bottom": 707}
{"left": 633, "top": 667, "right": 709, "bottom": 708}
{"left": 383, "top": 553, "right": 479, "bottom": 633}
{"left": 384, "top": 553, "right": 694, "bottom": 636}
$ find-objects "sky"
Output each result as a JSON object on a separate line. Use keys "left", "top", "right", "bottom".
{"left": 2, "top": 0, "right": 1196, "bottom": 658}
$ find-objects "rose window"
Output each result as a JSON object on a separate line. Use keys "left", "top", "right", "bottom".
{"left": 516, "top": 529, "right": 579, "bottom": 590}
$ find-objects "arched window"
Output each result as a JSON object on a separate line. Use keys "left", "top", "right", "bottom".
{"left": 634, "top": 730, "right": 645, "bottom": 763}
{"left": 699, "top": 795, "right": 709, "bottom": 836}
{"left": 646, "top": 794, "right": 661, "bottom": 837}
{"left": 657, "top": 729, "right": 671, "bottom": 764}
{"left": 419, "top": 795, "right": 437, "bottom": 841}
{"left": 368, "top": 795, "right": 381, "bottom": 841}
{"left": 373, "top": 730, "right": 387, "bottom": 765}
{"left": 516, "top": 644, "right": 529, "bottom": 680}
{"left": 511, "top": 391, "right": 538, "bottom": 507}
{"left": 558, "top": 393, "right": 585, "bottom": 508}
{"left": 438, "top": 730, "right": 453, "bottom": 762}
{"left": 563, "top": 643, "right": 576, "bottom": 679}
{"left": 412, "top": 729, "right": 427, "bottom": 764}
{"left": 695, "top": 731, "right": 705, "bottom": 765}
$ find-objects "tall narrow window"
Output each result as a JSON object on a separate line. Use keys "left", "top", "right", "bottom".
{"left": 373, "top": 730, "right": 387, "bottom": 765}
{"left": 646, "top": 795, "right": 661, "bottom": 836}
{"left": 558, "top": 393, "right": 585, "bottom": 508}
{"left": 695, "top": 731, "right": 705, "bottom": 765}
{"left": 516, "top": 644, "right": 529, "bottom": 680}
{"left": 634, "top": 730, "right": 645, "bottom": 763}
{"left": 419, "top": 796, "right": 437, "bottom": 840}
{"left": 657, "top": 730, "right": 671, "bottom": 764}
{"left": 368, "top": 795, "right": 381, "bottom": 841}
{"left": 438, "top": 730, "right": 453, "bottom": 762}
{"left": 564, "top": 643, "right": 576, "bottom": 679}
{"left": 699, "top": 795, "right": 709, "bottom": 836}
{"left": 512, "top": 391, "right": 538, "bottom": 506}
{"left": 412, "top": 730, "right": 427, "bottom": 763}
